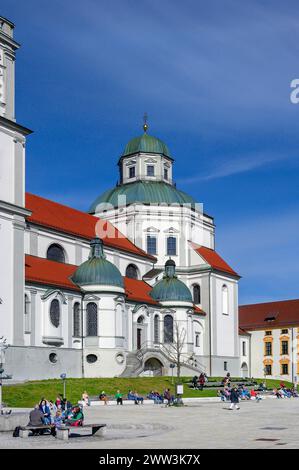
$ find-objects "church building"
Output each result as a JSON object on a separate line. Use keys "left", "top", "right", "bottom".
{"left": 0, "top": 16, "right": 248, "bottom": 381}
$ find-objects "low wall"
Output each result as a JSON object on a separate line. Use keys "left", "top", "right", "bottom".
{"left": 0, "top": 412, "right": 28, "bottom": 432}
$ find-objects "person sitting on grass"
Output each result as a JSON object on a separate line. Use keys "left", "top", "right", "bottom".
{"left": 273, "top": 388, "right": 282, "bottom": 398}
{"left": 82, "top": 391, "right": 90, "bottom": 406}
{"left": 66, "top": 406, "right": 84, "bottom": 426}
{"left": 99, "top": 391, "right": 109, "bottom": 404}
{"left": 280, "top": 386, "right": 291, "bottom": 398}
{"left": 240, "top": 386, "right": 250, "bottom": 400}
{"left": 115, "top": 390, "right": 123, "bottom": 405}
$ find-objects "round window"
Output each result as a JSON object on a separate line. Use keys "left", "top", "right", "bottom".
{"left": 86, "top": 354, "right": 98, "bottom": 364}
{"left": 49, "top": 353, "right": 58, "bottom": 363}
{"left": 116, "top": 353, "right": 125, "bottom": 364}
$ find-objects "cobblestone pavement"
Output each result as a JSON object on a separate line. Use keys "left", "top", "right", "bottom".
{"left": 0, "top": 398, "right": 298, "bottom": 449}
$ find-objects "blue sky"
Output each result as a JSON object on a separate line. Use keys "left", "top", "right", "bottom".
{"left": 2, "top": 0, "right": 299, "bottom": 304}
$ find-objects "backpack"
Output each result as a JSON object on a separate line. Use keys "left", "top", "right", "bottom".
{"left": 13, "top": 426, "right": 21, "bottom": 438}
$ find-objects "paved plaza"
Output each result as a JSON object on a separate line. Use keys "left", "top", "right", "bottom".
{"left": 0, "top": 398, "right": 299, "bottom": 449}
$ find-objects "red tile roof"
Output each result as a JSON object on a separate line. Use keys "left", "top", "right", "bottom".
{"left": 123, "top": 277, "right": 158, "bottom": 305}
{"left": 193, "top": 305, "right": 206, "bottom": 316}
{"left": 239, "top": 299, "right": 299, "bottom": 330}
{"left": 25, "top": 193, "right": 155, "bottom": 261}
{"left": 190, "top": 242, "right": 239, "bottom": 277}
{"left": 239, "top": 327, "right": 250, "bottom": 336}
{"left": 25, "top": 255, "right": 158, "bottom": 305}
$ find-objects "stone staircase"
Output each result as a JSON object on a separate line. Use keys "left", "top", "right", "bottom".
{"left": 119, "top": 352, "right": 143, "bottom": 377}
{"left": 120, "top": 346, "right": 206, "bottom": 378}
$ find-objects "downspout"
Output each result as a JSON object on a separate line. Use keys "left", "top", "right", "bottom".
{"left": 81, "top": 296, "right": 84, "bottom": 379}
{"left": 291, "top": 327, "right": 294, "bottom": 384}
{"left": 208, "top": 271, "right": 212, "bottom": 377}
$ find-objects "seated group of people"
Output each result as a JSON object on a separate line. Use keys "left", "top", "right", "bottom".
{"left": 29, "top": 396, "right": 84, "bottom": 431}
{"left": 273, "top": 385, "right": 298, "bottom": 398}
{"left": 82, "top": 388, "right": 175, "bottom": 406}
{"left": 148, "top": 388, "right": 174, "bottom": 405}
{"left": 218, "top": 385, "right": 262, "bottom": 402}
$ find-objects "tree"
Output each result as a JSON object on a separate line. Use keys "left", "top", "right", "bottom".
{"left": 160, "top": 320, "right": 186, "bottom": 382}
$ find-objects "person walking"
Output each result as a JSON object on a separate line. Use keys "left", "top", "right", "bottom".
{"left": 229, "top": 386, "right": 240, "bottom": 410}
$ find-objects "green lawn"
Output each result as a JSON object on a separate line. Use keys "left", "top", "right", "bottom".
{"left": 2, "top": 376, "right": 292, "bottom": 408}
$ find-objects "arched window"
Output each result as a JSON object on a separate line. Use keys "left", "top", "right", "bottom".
{"left": 86, "top": 302, "right": 98, "bottom": 337}
{"left": 73, "top": 302, "right": 80, "bottom": 337}
{"left": 50, "top": 299, "right": 60, "bottom": 328}
{"left": 24, "top": 294, "right": 31, "bottom": 333}
{"left": 154, "top": 315, "right": 160, "bottom": 344}
{"left": 222, "top": 285, "right": 228, "bottom": 315}
{"left": 167, "top": 236, "right": 176, "bottom": 256}
{"left": 137, "top": 315, "right": 144, "bottom": 324}
{"left": 164, "top": 315, "right": 173, "bottom": 343}
{"left": 195, "top": 334, "right": 200, "bottom": 347}
{"left": 126, "top": 264, "right": 138, "bottom": 279}
{"left": 193, "top": 284, "right": 201, "bottom": 304}
{"left": 47, "top": 244, "right": 65, "bottom": 263}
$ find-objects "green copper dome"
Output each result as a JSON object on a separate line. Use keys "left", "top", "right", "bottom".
{"left": 122, "top": 132, "right": 171, "bottom": 158}
{"left": 89, "top": 181, "right": 196, "bottom": 213}
{"left": 150, "top": 259, "right": 192, "bottom": 303}
{"left": 71, "top": 237, "right": 124, "bottom": 290}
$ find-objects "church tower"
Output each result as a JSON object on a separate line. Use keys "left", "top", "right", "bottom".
{"left": 0, "top": 17, "right": 32, "bottom": 346}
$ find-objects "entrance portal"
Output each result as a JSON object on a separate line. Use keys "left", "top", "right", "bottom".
{"left": 241, "top": 362, "right": 248, "bottom": 378}
{"left": 144, "top": 358, "right": 163, "bottom": 376}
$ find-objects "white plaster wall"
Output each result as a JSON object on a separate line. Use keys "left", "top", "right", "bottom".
{"left": 239, "top": 335, "right": 250, "bottom": 376}
{"left": 24, "top": 226, "right": 153, "bottom": 279}
{"left": 212, "top": 274, "right": 238, "bottom": 358}
{"left": 0, "top": 213, "right": 14, "bottom": 342}
{"left": 96, "top": 203, "right": 215, "bottom": 269}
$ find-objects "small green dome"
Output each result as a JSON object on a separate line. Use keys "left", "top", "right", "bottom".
{"left": 89, "top": 181, "right": 196, "bottom": 213}
{"left": 71, "top": 237, "right": 124, "bottom": 290}
{"left": 122, "top": 132, "right": 171, "bottom": 158}
{"left": 150, "top": 259, "right": 192, "bottom": 303}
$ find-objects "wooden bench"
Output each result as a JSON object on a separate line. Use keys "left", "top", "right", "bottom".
{"left": 19, "top": 423, "right": 106, "bottom": 440}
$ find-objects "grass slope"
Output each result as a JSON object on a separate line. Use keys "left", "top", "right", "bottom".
{"left": 2, "top": 377, "right": 292, "bottom": 408}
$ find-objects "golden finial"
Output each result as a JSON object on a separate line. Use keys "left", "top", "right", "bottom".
{"left": 143, "top": 112, "right": 148, "bottom": 133}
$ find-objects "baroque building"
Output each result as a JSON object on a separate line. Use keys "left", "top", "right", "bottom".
{"left": 0, "top": 16, "right": 255, "bottom": 382}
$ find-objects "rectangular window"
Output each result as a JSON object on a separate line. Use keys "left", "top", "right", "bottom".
{"left": 147, "top": 235, "right": 157, "bottom": 255}
{"left": 242, "top": 341, "right": 246, "bottom": 356}
{"left": 265, "top": 341, "right": 272, "bottom": 356}
{"left": 264, "top": 364, "right": 272, "bottom": 375}
{"left": 129, "top": 166, "right": 135, "bottom": 178}
{"left": 224, "top": 361, "right": 228, "bottom": 371}
{"left": 281, "top": 363, "right": 289, "bottom": 375}
{"left": 147, "top": 165, "right": 155, "bottom": 177}
{"left": 167, "top": 236, "right": 176, "bottom": 256}
{"left": 281, "top": 340, "right": 289, "bottom": 355}
{"left": 265, "top": 330, "right": 272, "bottom": 336}
{"left": 281, "top": 329, "right": 288, "bottom": 334}
{"left": 164, "top": 168, "right": 168, "bottom": 180}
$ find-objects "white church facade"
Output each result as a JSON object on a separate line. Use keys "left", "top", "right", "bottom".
{"left": 1, "top": 15, "right": 275, "bottom": 384}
